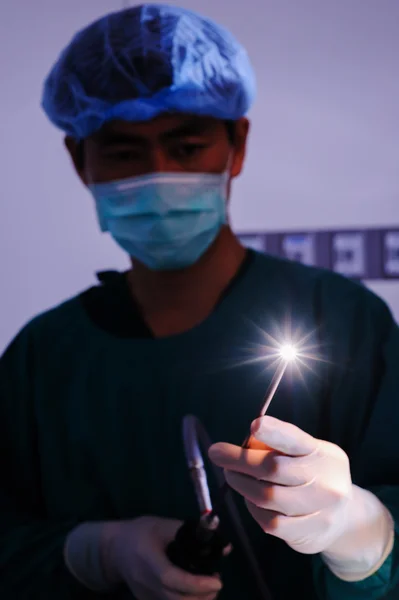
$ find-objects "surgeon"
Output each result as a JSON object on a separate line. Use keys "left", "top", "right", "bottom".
{"left": 0, "top": 3, "right": 398, "bottom": 600}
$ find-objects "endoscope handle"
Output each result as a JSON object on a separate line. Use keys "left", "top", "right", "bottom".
{"left": 166, "top": 518, "right": 229, "bottom": 576}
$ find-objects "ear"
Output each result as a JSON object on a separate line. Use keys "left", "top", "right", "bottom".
{"left": 64, "top": 136, "right": 88, "bottom": 185}
{"left": 230, "top": 118, "right": 250, "bottom": 179}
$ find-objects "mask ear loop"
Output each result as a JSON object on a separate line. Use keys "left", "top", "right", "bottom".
{"left": 220, "top": 153, "right": 234, "bottom": 224}
{"left": 224, "top": 152, "right": 234, "bottom": 175}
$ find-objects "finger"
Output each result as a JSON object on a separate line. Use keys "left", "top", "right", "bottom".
{"left": 209, "top": 443, "right": 275, "bottom": 476}
{"left": 147, "top": 522, "right": 222, "bottom": 596}
{"left": 223, "top": 543, "right": 233, "bottom": 557}
{"left": 245, "top": 501, "right": 285, "bottom": 536}
{"left": 130, "top": 581, "right": 160, "bottom": 600}
{"left": 158, "top": 563, "right": 222, "bottom": 596}
{"left": 209, "top": 443, "right": 311, "bottom": 485}
{"left": 136, "top": 578, "right": 220, "bottom": 600}
{"left": 245, "top": 500, "right": 328, "bottom": 554}
{"left": 163, "top": 593, "right": 218, "bottom": 600}
{"left": 225, "top": 470, "right": 318, "bottom": 516}
{"left": 246, "top": 435, "right": 274, "bottom": 451}
{"left": 251, "top": 416, "right": 317, "bottom": 456}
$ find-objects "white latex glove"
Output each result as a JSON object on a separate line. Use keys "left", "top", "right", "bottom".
{"left": 65, "top": 516, "right": 223, "bottom": 600}
{"left": 209, "top": 416, "right": 394, "bottom": 580}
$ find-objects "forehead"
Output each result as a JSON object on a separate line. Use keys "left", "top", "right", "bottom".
{"left": 90, "top": 114, "right": 225, "bottom": 144}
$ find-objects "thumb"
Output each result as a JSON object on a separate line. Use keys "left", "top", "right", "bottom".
{"left": 251, "top": 416, "right": 317, "bottom": 456}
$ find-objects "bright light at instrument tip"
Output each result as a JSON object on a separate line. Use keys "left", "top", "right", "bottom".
{"left": 279, "top": 344, "right": 298, "bottom": 361}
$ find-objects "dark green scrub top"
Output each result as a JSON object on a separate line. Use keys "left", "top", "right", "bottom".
{"left": 1, "top": 251, "right": 398, "bottom": 599}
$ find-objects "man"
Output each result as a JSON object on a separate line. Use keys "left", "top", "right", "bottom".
{"left": 0, "top": 4, "right": 398, "bottom": 599}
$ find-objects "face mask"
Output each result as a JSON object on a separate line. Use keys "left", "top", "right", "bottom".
{"left": 89, "top": 165, "right": 230, "bottom": 270}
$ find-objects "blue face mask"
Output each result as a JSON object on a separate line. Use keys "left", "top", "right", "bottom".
{"left": 89, "top": 168, "right": 230, "bottom": 270}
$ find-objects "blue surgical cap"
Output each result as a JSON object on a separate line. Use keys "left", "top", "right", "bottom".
{"left": 41, "top": 3, "right": 256, "bottom": 140}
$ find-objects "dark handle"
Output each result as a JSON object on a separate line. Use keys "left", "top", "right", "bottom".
{"left": 166, "top": 519, "right": 229, "bottom": 576}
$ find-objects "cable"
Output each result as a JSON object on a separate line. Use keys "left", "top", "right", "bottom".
{"left": 174, "top": 357, "right": 295, "bottom": 597}
{"left": 182, "top": 415, "right": 274, "bottom": 600}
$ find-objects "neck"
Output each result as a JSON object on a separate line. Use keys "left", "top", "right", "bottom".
{"left": 127, "top": 226, "right": 247, "bottom": 337}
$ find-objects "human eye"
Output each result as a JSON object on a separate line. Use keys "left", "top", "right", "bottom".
{"left": 171, "top": 142, "right": 209, "bottom": 160}
{"left": 102, "top": 146, "right": 142, "bottom": 162}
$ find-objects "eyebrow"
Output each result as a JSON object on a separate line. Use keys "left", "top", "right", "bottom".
{"left": 96, "top": 119, "right": 215, "bottom": 146}
{"left": 95, "top": 132, "right": 146, "bottom": 146}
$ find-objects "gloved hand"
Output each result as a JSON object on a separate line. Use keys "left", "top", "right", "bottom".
{"left": 65, "top": 516, "right": 223, "bottom": 599}
{"left": 209, "top": 416, "right": 394, "bottom": 580}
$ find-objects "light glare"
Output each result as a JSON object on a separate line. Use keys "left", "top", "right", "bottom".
{"left": 279, "top": 344, "right": 298, "bottom": 362}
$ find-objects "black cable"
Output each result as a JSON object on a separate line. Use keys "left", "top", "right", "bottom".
{"left": 172, "top": 416, "right": 274, "bottom": 600}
